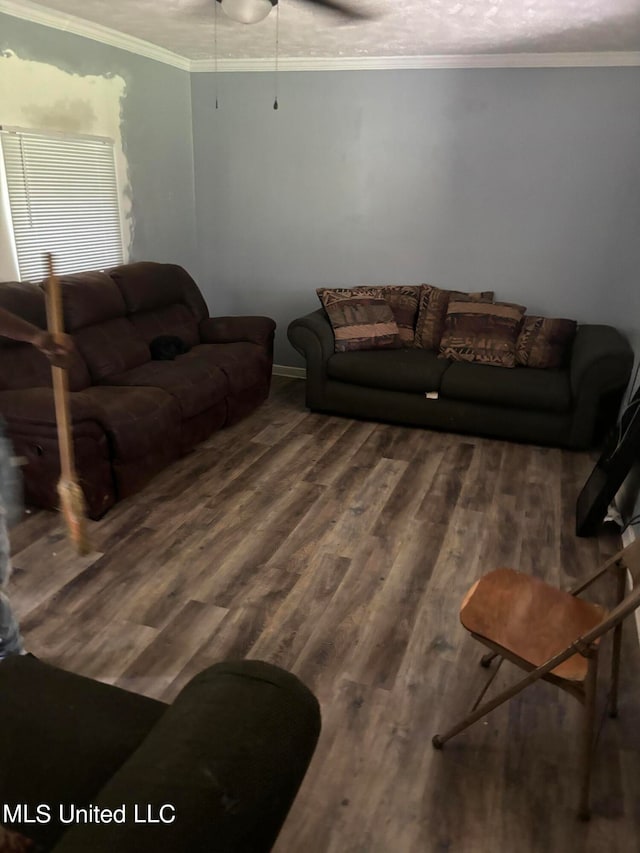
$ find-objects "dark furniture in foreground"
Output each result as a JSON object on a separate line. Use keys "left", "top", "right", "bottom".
{"left": 0, "top": 656, "right": 320, "bottom": 852}
{"left": 288, "top": 309, "right": 633, "bottom": 449}
{"left": 0, "top": 263, "right": 275, "bottom": 518}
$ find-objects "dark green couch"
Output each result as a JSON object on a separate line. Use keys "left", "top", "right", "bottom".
{"left": 0, "top": 656, "right": 320, "bottom": 852}
{"left": 288, "top": 309, "right": 633, "bottom": 449}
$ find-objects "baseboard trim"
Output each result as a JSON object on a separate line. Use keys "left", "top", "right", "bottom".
{"left": 272, "top": 364, "right": 306, "bottom": 379}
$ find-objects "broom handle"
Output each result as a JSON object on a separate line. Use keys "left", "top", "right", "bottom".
{"left": 45, "top": 254, "right": 75, "bottom": 481}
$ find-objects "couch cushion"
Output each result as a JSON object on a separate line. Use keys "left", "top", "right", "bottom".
{"left": 0, "top": 281, "right": 92, "bottom": 391}
{"left": 0, "top": 342, "right": 91, "bottom": 392}
{"left": 317, "top": 288, "right": 400, "bottom": 352}
{"left": 185, "top": 342, "right": 270, "bottom": 394}
{"left": 73, "top": 318, "right": 150, "bottom": 383}
{"left": 440, "top": 362, "right": 572, "bottom": 413}
{"left": 327, "top": 348, "right": 450, "bottom": 393}
{"left": 103, "top": 357, "right": 229, "bottom": 420}
{"left": 108, "top": 262, "right": 208, "bottom": 320}
{"left": 55, "top": 271, "right": 127, "bottom": 331}
{"left": 82, "top": 385, "right": 182, "bottom": 460}
{"left": 439, "top": 300, "right": 526, "bottom": 368}
{"left": 129, "top": 304, "right": 200, "bottom": 349}
{"left": 516, "top": 315, "right": 577, "bottom": 369}
{"left": 0, "top": 280, "right": 46, "bottom": 328}
{"left": 413, "top": 285, "right": 495, "bottom": 350}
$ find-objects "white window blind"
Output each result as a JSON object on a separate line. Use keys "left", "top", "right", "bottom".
{"left": 0, "top": 128, "right": 124, "bottom": 282}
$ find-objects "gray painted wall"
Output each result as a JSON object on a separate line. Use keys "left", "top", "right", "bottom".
{"left": 191, "top": 68, "right": 640, "bottom": 366}
{"left": 2, "top": 16, "right": 640, "bottom": 528}
{"left": 0, "top": 13, "right": 198, "bottom": 276}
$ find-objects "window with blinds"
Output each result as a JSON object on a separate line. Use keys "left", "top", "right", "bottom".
{"left": 0, "top": 127, "right": 124, "bottom": 282}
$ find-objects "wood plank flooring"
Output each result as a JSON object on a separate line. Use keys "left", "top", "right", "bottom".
{"left": 9, "top": 377, "right": 640, "bottom": 852}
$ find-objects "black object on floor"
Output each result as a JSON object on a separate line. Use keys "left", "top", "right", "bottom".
{"left": 576, "top": 385, "right": 640, "bottom": 536}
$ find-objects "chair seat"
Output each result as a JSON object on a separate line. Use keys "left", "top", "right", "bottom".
{"left": 460, "top": 568, "right": 607, "bottom": 681}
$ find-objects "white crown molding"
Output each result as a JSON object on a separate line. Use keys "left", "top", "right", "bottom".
{"left": 191, "top": 51, "right": 640, "bottom": 72}
{"left": 1, "top": 1, "right": 640, "bottom": 73}
{"left": 0, "top": 0, "right": 190, "bottom": 70}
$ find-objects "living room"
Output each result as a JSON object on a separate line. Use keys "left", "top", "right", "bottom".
{"left": 1, "top": 1, "right": 640, "bottom": 851}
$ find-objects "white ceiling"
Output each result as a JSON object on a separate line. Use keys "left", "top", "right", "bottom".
{"left": 4, "top": 0, "right": 640, "bottom": 62}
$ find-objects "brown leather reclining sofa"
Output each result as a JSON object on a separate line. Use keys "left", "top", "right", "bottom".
{"left": 0, "top": 262, "right": 275, "bottom": 518}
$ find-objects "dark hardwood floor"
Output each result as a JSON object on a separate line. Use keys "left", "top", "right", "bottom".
{"left": 9, "top": 377, "right": 640, "bottom": 852}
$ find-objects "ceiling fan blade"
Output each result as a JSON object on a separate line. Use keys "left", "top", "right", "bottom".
{"left": 296, "top": 0, "right": 376, "bottom": 21}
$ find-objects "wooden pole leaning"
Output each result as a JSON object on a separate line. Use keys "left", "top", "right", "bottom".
{"left": 44, "top": 253, "right": 91, "bottom": 555}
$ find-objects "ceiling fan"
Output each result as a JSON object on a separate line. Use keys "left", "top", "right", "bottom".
{"left": 216, "top": 0, "right": 372, "bottom": 24}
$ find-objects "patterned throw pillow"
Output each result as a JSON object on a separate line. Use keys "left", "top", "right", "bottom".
{"left": 516, "top": 315, "right": 577, "bottom": 368}
{"left": 354, "top": 285, "right": 421, "bottom": 346}
{"left": 413, "top": 285, "right": 495, "bottom": 351}
{"left": 317, "top": 288, "right": 400, "bottom": 353}
{"left": 439, "top": 300, "right": 527, "bottom": 367}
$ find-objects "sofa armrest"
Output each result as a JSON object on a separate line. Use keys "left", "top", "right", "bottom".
{"left": 287, "top": 310, "right": 335, "bottom": 409}
{"left": 52, "top": 660, "right": 321, "bottom": 853}
{"left": 0, "top": 387, "right": 103, "bottom": 430}
{"left": 287, "top": 309, "right": 335, "bottom": 365}
{"left": 570, "top": 325, "right": 633, "bottom": 399}
{"left": 568, "top": 325, "right": 634, "bottom": 448}
{"left": 199, "top": 316, "right": 276, "bottom": 351}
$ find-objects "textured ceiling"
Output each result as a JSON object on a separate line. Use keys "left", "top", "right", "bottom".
{"left": 16, "top": 0, "right": 640, "bottom": 60}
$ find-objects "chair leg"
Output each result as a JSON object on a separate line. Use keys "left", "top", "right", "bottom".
{"left": 471, "top": 656, "right": 504, "bottom": 711}
{"left": 578, "top": 654, "right": 598, "bottom": 821}
{"left": 433, "top": 662, "right": 534, "bottom": 749}
{"left": 609, "top": 568, "right": 626, "bottom": 719}
{"left": 609, "top": 623, "right": 623, "bottom": 719}
{"left": 480, "top": 651, "right": 499, "bottom": 668}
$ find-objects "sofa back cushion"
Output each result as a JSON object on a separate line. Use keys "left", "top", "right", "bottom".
{"left": 0, "top": 281, "right": 91, "bottom": 391}
{"left": 73, "top": 318, "right": 150, "bottom": 382}
{"left": 55, "top": 271, "right": 127, "bottom": 332}
{"left": 129, "top": 305, "right": 200, "bottom": 349}
{"left": 108, "top": 262, "right": 209, "bottom": 322}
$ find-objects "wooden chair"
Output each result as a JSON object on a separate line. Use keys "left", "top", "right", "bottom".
{"left": 432, "top": 537, "right": 640, "bottom": 820}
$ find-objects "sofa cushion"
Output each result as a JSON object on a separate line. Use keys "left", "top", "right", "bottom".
{"left": 185, "top": 342, "right": 271, "bottom": 394}
{"left": 317, "top": 288, "right": 400, "bottom": 352}
{"left": 83, "top": 385, "right": 182, "bottom": 461}
{"left": 327, "top": 348, "right": 450, "bottom": 393}
{"left": 0, "top": 342, "right": 91, "bottom": 392}
{"left": 56, "top": 271, "right": 126, "bottom": 331}
{"left": 103, "top": 357, "right": 229, "bottom": 420}
{"left": 73, "top": 318, "right": 150, "bottom": 382}
{"left": 516, "top": 315, "right": 577, "bottom": 369}
{"left": 0, "top": 280, "right": 46, "bottom": 328}
{"left": 354, "top": 285, "right": 421, "bottom": 346}
{"left": 413, "top": 285, "right": 494, "bottom": 351}
{"left": 440, "top": 362, "right": 572, "bottom": 413}
{"left": 129, "top": 304, "right": 200, "bottom": 349}
{"left": 108, "top": 262, "right": 208, "bottom": 321}
{"left": 439, "top": 300, "right": 526, "bottom": 368}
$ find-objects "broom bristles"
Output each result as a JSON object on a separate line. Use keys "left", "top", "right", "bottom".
{"left": 57, "top": 479, "right": 91, "bottom": 555}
